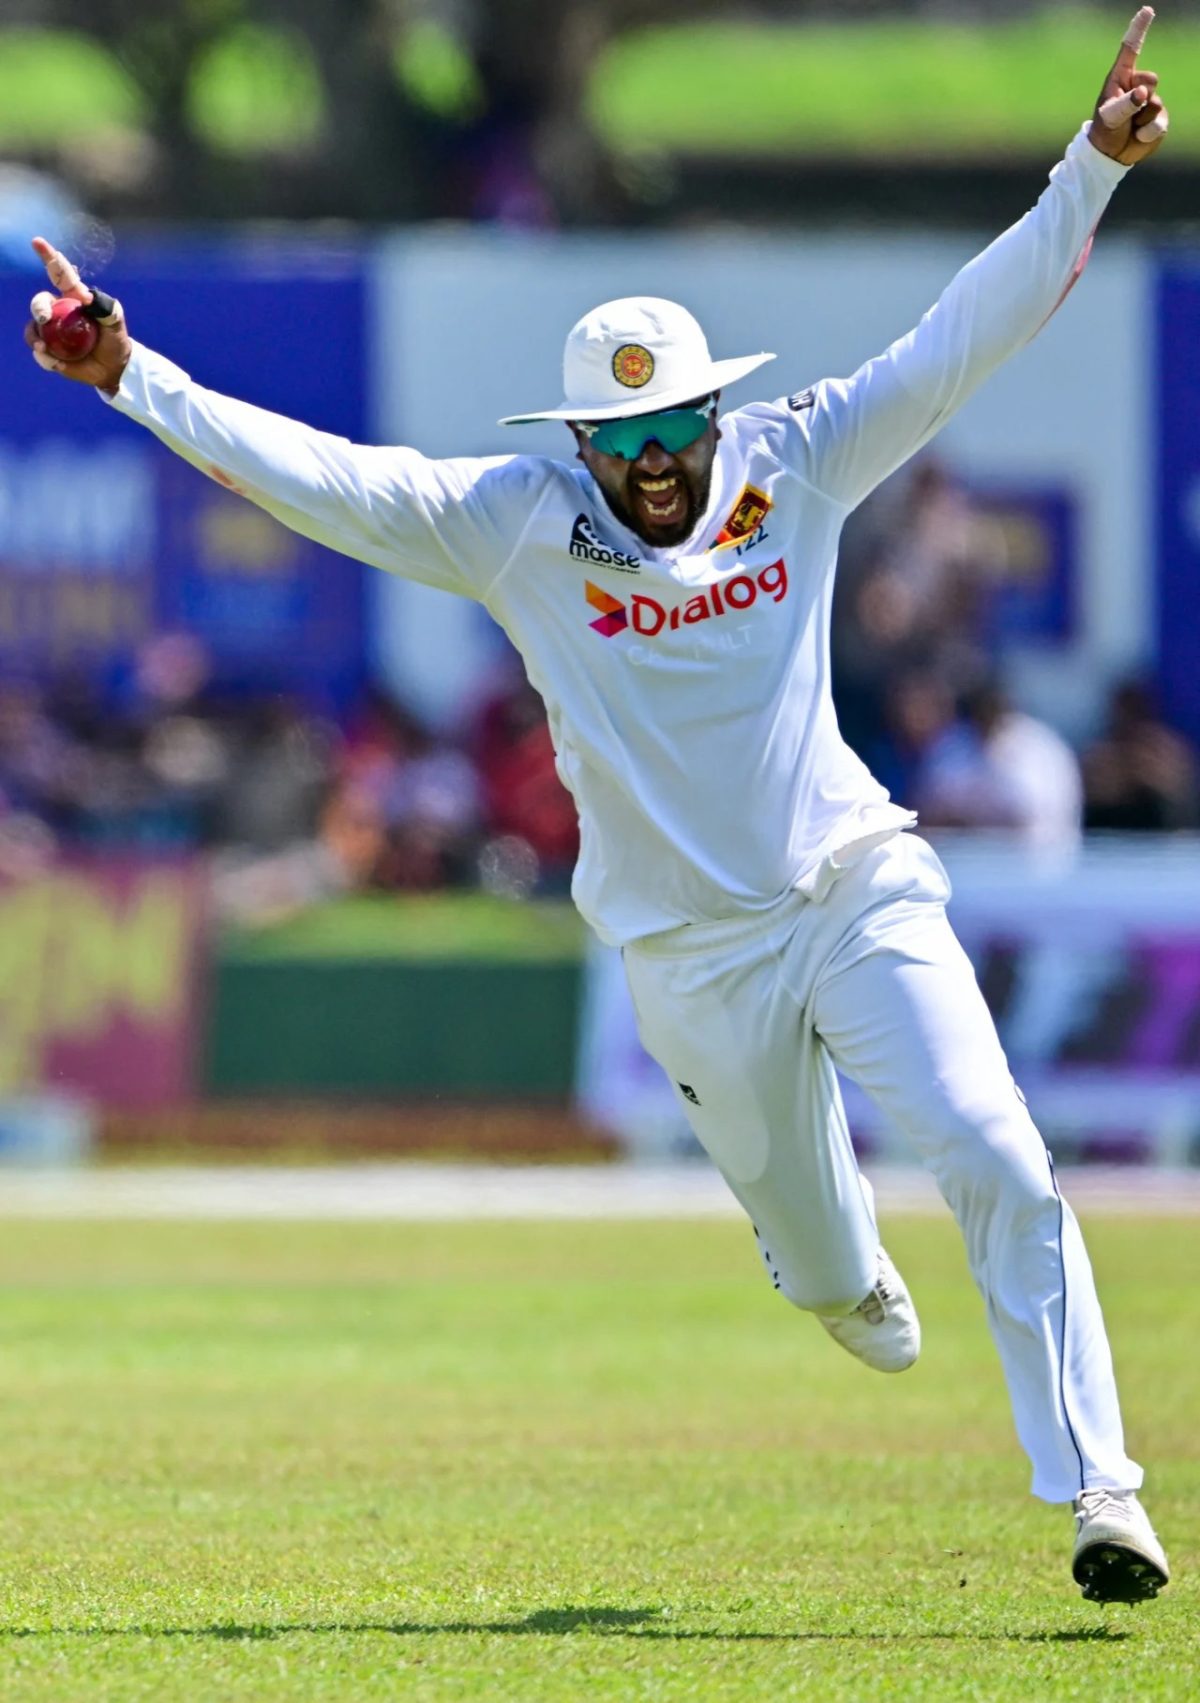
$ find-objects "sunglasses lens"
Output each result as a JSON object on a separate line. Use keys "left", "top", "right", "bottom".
{"left": 589, "top": 404, "right": 711, "bottom": 459}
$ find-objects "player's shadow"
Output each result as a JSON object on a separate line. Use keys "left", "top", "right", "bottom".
{"left": 0, "top": 1607, "right": 1133, "bottom": 1644}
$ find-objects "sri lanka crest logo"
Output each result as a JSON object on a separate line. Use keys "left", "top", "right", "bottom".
{"left": 612, "top": 344, "right": 654, "bottom": 389}
{"left": 713, "top": 484, "right": 772, "bottom": 549}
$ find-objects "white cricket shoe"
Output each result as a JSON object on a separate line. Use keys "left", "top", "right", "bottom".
{"left": 1072, "top": 1489, "right": 1170, "bottom": 1603}
{"left": 816, "top": 1249, "right": 920, "bottom": 1373}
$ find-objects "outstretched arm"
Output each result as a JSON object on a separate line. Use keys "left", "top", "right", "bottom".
{"left": 23, "top": 243, "right": 546, "bottom": 600}
{"left": 799, "top": 7, "right": 1168, "bottom": 512}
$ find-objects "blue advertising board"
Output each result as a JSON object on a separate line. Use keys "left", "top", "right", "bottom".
{"left": 1155, "top": 260, "right": 1200, "bottom": 748}
{"left": 0, "top": 237, "right": 368, "bottom": 707}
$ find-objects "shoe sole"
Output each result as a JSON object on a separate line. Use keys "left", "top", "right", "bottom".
{"left": 1073, "top": 1540, "right": 1169, "bottom": 1604}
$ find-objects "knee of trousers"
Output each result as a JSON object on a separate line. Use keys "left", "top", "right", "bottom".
{"left": 925, "top": 1105, "right": 1056, "bottom": 1220}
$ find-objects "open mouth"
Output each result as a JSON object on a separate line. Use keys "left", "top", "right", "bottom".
{"left": 633, "top": 476, "right": 687, "bottom": 526}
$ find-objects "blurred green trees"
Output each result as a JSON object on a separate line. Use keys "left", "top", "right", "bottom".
{"left": 0, "top": 0, "right": 614, "bottom": 221}
{"left": 0, "top": 3, "right": 1193, "bottom": 225}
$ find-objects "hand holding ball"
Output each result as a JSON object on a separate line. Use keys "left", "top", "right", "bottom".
{"left": 39, "top": 298, "right": 99, "bottom": 363}
{"left": 25, "top": 238, "right": 131, "bottom": 391}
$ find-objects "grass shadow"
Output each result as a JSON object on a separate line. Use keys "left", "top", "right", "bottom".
{"left": 0, "top": 1605, "right": 1134, "bottom": 1645}
{"left": 1026, "top": 1626, "right": 1135, "bottom": 1643}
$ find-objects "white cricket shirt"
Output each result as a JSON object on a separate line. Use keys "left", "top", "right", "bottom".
{"left": 103, "top": 128, "right": 1126, "bottom": 946}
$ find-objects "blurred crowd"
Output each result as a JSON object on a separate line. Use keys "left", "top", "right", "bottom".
{"left": 1, "top": 456, "right": 1197, "bottom": 923}
{"left": 832, "top": 459, "right": 1200, "bottom": 853}
{"left": 0, "top": 637, "right": 578, "bottom": 921}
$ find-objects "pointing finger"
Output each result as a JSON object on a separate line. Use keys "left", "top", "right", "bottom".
{"left": 29, "top": 236, "right": 93, "bottom": 305}
{"left": 1116, "top": 6, "right": 1155, "bottom": 74}
{"left": 1099, "top": 84, "right": 1149, "bottom": 128}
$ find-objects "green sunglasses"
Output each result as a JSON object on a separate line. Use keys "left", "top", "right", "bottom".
{"left": 578, "top": 397, "right": 716, "bottom": 460}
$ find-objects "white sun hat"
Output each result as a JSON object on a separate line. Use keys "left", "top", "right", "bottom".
{"left": 498, "top": 296, "right": 776, "bottom": 425}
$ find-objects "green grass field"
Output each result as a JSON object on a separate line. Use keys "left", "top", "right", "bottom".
{"left": 0, "top": 1213, "right": 1194, "bottom": 1700}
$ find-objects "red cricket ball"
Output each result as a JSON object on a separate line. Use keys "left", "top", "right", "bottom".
{"left": 40, "top": 298, "right": 99, "bottom": 363}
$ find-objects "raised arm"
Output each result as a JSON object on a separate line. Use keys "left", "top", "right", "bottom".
{"left": 799, "top": 7, "right": 1168, "bottom": 512}
{"left": 23, "top": 241, "right": 547, "bottom": 600}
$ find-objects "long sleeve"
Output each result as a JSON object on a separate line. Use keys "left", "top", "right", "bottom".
{"left": 793, "top": 126, "right": 1130, "bottom": 511}
{"left": 101, "top": 344, "right": 554, "bottom": 599}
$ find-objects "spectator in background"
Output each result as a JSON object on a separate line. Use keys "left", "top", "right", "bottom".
{"left": 865, "top": 669, "right": 959, "bottom": 811}
{"left": 0, "top": 682, "right": 80, "bottom": 831}
{"left": 338, "top": 686, "right": 480, "bottom": 890}
{"left": 213, "top": 777, "right": 387, "bottom": 925}
{"left": 215, "top": 697, "right": 334, "bottom": 852}
{"left": 832, "top": 548, "right": 928, "bottom": 759}
{"left": 374, "top": 738, "right": 480, "bottom": 892}
{"left": 1082, "top": 678, "right": 1200, "bottom": 832}
{"left": 833, "top": 458, "right": 996, "bottom": 760}
{"left": 338, "top": 686, "right": 425, "bottom": 795}
{"left": 131, "top": 635, "right": 230, "bottom": 845}
{"left": 861, "top": 460, "right": 991, "bottom": 640}
{"left": 917, "top": 679, "right": 1083, "bottom": 853}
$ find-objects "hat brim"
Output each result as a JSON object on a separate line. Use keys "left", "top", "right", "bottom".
{"left": 497, "top": 351, "right": 776, "bottom": 426}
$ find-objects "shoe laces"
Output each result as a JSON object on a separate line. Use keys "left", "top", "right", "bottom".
{"left": 855, "top": 1285, "right": 887, "bottom": 1325}
{"left": 1074, "top": 1488, "right": 1136, "bottom": 1525}
{"left": 853, "top": 1260, "right": 895, "bottom": 1326}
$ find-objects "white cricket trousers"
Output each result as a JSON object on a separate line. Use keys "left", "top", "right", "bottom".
{"left": 622, "top": 832, "right": 1141, "bottom": 1504}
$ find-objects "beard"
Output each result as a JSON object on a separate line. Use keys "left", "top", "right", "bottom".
{"left": 601, "top": 460, "right": 714, "bottom": 549}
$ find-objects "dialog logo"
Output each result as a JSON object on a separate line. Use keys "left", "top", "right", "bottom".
{"left": 586, "top": 581, "right": 628, "bottom": 637}
{"left": 585, "top": 560, "right": 788, "bottom": 638}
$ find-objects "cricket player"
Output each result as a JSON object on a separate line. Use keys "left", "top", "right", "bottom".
{"left": 25, "top": 9, "right": 1172, "bottom": 1604}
